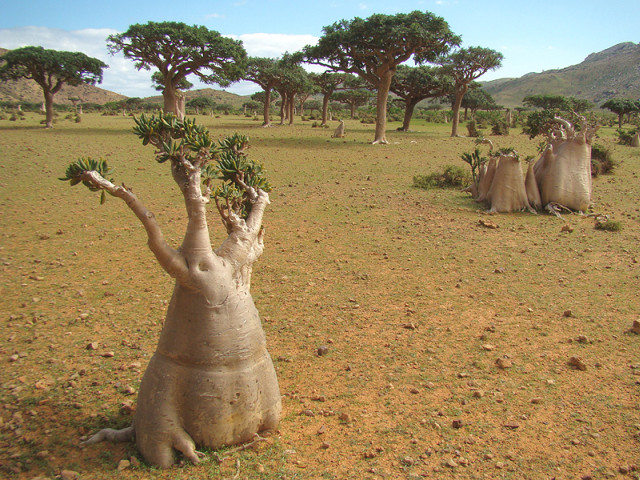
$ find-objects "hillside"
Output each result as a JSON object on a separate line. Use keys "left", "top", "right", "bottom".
{"left": 483, "top": 42, "right": 640, "bottom": 108}
{"left": 144, "top": 88, "right": 248, "bottom": 109}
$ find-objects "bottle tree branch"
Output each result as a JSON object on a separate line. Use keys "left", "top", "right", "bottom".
{"left": 81, "top": 171, "right": 192, "bottom": 286}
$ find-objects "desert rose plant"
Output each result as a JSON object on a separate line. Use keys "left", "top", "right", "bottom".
{"left": 60, "top": 113, "right": 281, "bottom": 468}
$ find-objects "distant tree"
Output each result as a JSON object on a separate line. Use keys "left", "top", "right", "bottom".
{"left": 273, "top": 55, "right": 309, "bottom": 125}
{"left": 244, "top": 57, "right": 281, "bottom": 127}
{"left": 187, "top": 96, "right": 215, "bottom": 115}
{"left": 107, "top": 21, "right": 246, "bottom": 120}
{"left": 523, "top": 94, "right": 592, "bottom": 114}
{"left": 309, "top": 71, "right": 350, "bottom": 125}
{"left": 304, "top": 11, "right": 459, "bottom": 144}
{"left": 0, "top": 46, "right": 106, "bottom": 128}
{"left": 332, "top": 89, "right": 374, "bottom": 119}
{"left": 459, "top": 88, "right": 498, "bottom": 119}
{"left": 439, "top": 46, "right": 503, "bottom": 137}
{"left": 390, "top": 65, "right": 452, "bottom": 131}
{"left": 601, "top": 98, "right": 639, "bottom": 128}
{"left": 242, "top": 100, "right": 261, "bottom": 116}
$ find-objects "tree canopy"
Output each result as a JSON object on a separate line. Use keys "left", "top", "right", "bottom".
{"left": 601, "top": 98, "right": 639, "bottom": 128}
{"left": 107, "top": 21, "right": 246, "bottom": 118}
{"left": 0, "top": 46, "right": 107, "bottom": 128}
{"left": 438, "top": 46, "right": 503, "bottom": 136}
{"left": 304, "top": 11, "right": 460, "bottom": 144}
{"left": 390, "top": 65, "right": 452, "bottom": 131}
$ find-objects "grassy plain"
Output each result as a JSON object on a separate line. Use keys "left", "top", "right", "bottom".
{"left": 1, "top": 112, "right": 639, "bottom": 480}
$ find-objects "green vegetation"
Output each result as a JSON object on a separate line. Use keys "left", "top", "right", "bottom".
{"left": 413, "top": 164, "right": 470, "bottom": 189}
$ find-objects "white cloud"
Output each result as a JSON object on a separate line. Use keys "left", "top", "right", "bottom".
{"left": 0, "top": 27, "right": 320, "bottom": 98}
{"left": 231, "top": 33, "right": 318, "bottom": 58}
{"left": 205, "top": 13, "right": 224, "bottom": 19}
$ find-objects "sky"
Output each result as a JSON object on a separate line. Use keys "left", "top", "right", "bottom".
{"left": 1, "top": 0, "right": 638, "bottom": 98}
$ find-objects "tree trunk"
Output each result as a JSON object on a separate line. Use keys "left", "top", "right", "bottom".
{"left": 373, "top": 71, "right": 393, "bottom": 144}
{"left": 43, "top": 90, "right": 54, "bottom": 129}
{"left": 618, "top": 113, "right": 623, "bottom": 129}
{"left": 163, "top": 86, "right": 179, "bottom": 118}
{"left": 262, "top": 89, "right": 272, "bottom": 127}
{"left": 79, "top": 165, "right": 281, "bottom": 468}
{"left": 400, "top": 99, "right": 418, "bottom": 132}
{"left": 321, "top": 93, "right": 330, "bottom": 126}
{"left": 450, "top": 89, "right": 466, "bottom": 137}
{"left": 349, "top": 102, "right": 356, "bottom": 119}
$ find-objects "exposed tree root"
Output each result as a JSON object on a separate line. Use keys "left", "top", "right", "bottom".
{"left": 212, "top": 434, "right": 268, "bottom": 464}
{"left": 81, "top": 425, "right": 135, "bottom": 446}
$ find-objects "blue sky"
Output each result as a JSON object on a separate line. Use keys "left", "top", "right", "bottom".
{"left": 1, "top": 0, "right": 638, "bottom": 98}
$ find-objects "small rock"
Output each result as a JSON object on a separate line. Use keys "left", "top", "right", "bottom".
{"left": 338, "top": 413, "right": 352, "bottom": 423}
{"left": 101, "top": 351, "right": 114, "bottom": 358}
{"left": 479, "top": 219, "right": 498, "bottom": 229}
{"left": 452, "top": 419, "right": 464, "bottom": 429}
{"left": 409, "top": 387, "right": 419, "bottom": 394}
{"left": 495, "top": 357, "right": 512, "bottom": 369}
{"left": 503, "top": 422, "right": 520, "bottom": 429}
{"left": 568, "top": 356, "right": 587, "bottom": 371}
{"left": 60, "top": 471, "right": 80, "bottom": 480}
{"left": 473, "top": 390, "right": 485, "bottom": 398}
{"left": 8, "top": 354, "right": 19, "bottom": 362}
{"left": 627, "top": 320, "right": 640, "bottom": 335}
{"left": 530, "top": 397, "right": 543, "bottom": 404}
{"left": 494, "top": 267, "right": 506, "bottom": 274}
{"left": 576, "top": 335, "right": 589, "bottom": 344}
{"left": 445, "top": 458, "right": 458, "bottom": 468}
{"left": 482, "top": 344, "right": 496, "bottom": 351}
{"left": 561, "top": 224, "right": 574, "bottom": 233}
{"left": 317, "top": 345, "right": 329, "bottom": 356}
{"left": 117, "top": 459, "right": 130, "bottom": 471}
{"left": 122, "top": 385, "right": 136, "bottom": 395}
{"left": 86, "top": 342, "right": 98, "bottom": 350}
{"left": 401, "top": 456, "right": 416, "bottom": 466}
{"left": 300, "top": 409, "right": 315, "bottom": 417}
{"left": 563, "top": 310, "right": 573, "bottom": 318}
{"left": 316, "top": 425, "right": 326, "bottom": 435}
{"left": 320, "top": 441, "right": 330, "bottom": 449}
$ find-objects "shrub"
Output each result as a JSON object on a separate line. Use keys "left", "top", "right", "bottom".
{"left": 466, "top": 120, "right": 481, "bottom": 137}
{"left": 414, "top": 165, "right": 471, "bottom": 190}
{"left": 615, "top": 128, "right": 638, "bottom": 146}
{"left": 491, "top": 119, "right": 510, "bottom": 136}
{"left": 591, "top": 143, "right": 616, "bottom": 176}
{"left": 360, "top": 116, "right": 375, "bottom": 124}
{"left": 595, "top": 219, "right": 622, "bottom": 231}
{"left": 10, "top": 114, "right": 18, "bottom": 121}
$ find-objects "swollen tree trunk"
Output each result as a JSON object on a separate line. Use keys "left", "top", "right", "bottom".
{"left": 163, "top": 86, "right": 179, "bottom": 119}
{"left": 485, "top": 153, "right": 532, "bottom": 213}
{"left": 533, "top": 118, "right": 597, "bottom": 212}
{"left": 78, "top": 146, "right": 281, "bottom": 468}
{"left": 632, "top": 131, "right": 640, "bottom": 147}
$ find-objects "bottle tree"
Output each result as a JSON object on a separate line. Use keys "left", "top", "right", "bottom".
{"left": 61, "top": 114, "right": 282, "bottom": 468}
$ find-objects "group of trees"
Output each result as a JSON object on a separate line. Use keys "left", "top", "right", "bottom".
{"left": 1, "top": 14, "right": 503, "bottom": 142}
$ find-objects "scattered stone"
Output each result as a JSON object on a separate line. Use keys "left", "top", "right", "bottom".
{"left": 101, "top": 351, "right": 115, "bottom": 358}
{"left": 563, "top": 310, "right": 573, "bottom": 318}
{"left": 300, "top": 409, "right": 315, "bottom": 417}
{"left": 117, "top": 459, "right": 130, "bottom": 471}
{"left": 409, "top": 387, "right": 420, "bottom": 394}
{"left": 627, "top": 320, "right": 640, "bottom": 335}
{"left": 568, "top": 356, "right": 587, "bottom": 371}
{"left": 530, "top": 397, "right": 543, "bottom": 404}
{"left": 122, "top": 385, "right": 136, "bottom": 395}
{"left": 317, "top": 425, "right": 326, "bottom": 435}
{"left": 320, "top": 441, "right": 330, "bottom": 449}
{"left": 495, "top": 357, "right": 512, "bottom": 369}
{"left": 494, "top": 267, "right": 506, "bottom": 274}
{"left": 479, "top": 219, "right": 498, "bottom": 229}
{"left": 576, "top": 335, "right": 589, "bottom": 344}
{"left": 452, "top": 419, "right": 464, "bottom": 429}
{"left": 86, "top": 342, "right": 98, "bottom": 350}
{"left": 473, "top": 390, "right": 485, "bottom": 398}
{"left": 482, "top": 344, "right": 496, "bottom": 351}
{"left": 401, "top": 456, "right": 416, "bottom": 466}
{"left": 403, "top": 322, "right": 417, "bottom": 330}
{"left": 338, "top": 413, "right": 352, "bottom": 423}
{"left": 445, "top": 458, "right": 458, "bottom": 468}
{"left": 317, "top": 345, "right": 329, "bottom": 356}
{"left": 561, "top": 224, "right": 574, "bottom": 233}
{"left": 503, "top": 422, "right": 520, "bottom": 429}
{"left": 60, "top": 471, "right": 80, "bottom": 480}
{"left": 8, "top": 354, "right": 19, "bottom": 362}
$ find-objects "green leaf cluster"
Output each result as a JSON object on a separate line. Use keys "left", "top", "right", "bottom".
{"left": 59, "top": 158, "right": 113, "bottom": 204}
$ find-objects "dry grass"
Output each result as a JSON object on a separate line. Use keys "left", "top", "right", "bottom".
{"left": 1, "top": 113, "right": 639, "bottom": 480}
